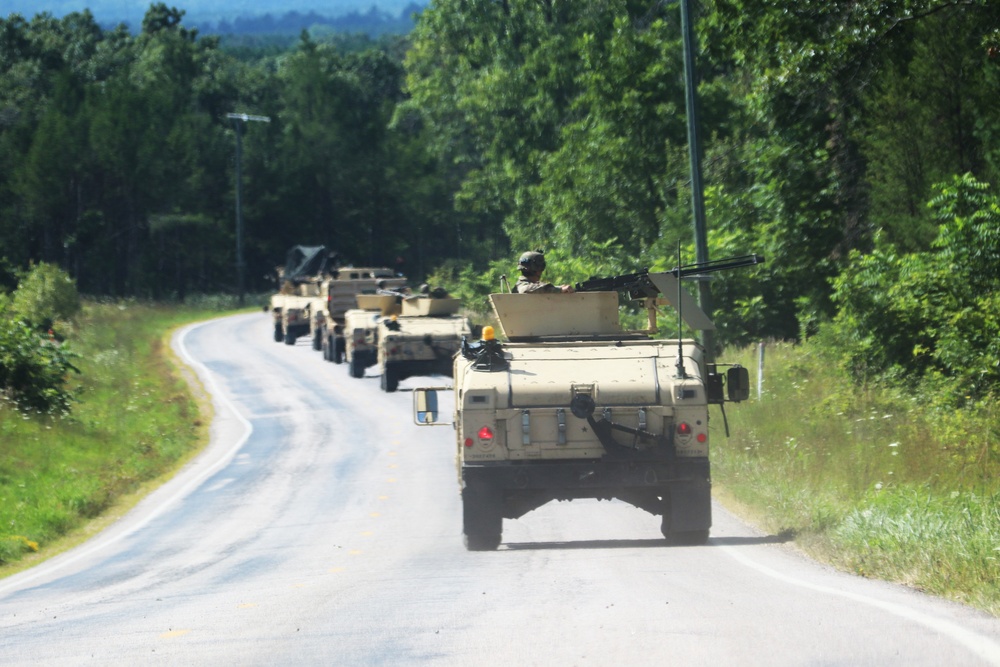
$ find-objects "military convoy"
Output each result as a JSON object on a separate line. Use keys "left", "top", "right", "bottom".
{"left": 267, "top": 246, "right": 468, "bottom": 392}
{"left": 268, "top": 244, "right": 764, "bottom": 551}
{"left": 412, "top": 255, "right": 764, "bottom": 550}
{"left": 266, "top": 245, "right": 406, "bottom": 355}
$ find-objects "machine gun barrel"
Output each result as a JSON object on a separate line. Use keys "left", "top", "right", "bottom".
{"left": 574, "top": 253, "right": 764, "bottom": 299}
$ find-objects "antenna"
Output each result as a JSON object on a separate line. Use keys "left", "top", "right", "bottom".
{"left": 675, "top": 242, "right": 687, "bottom": 379}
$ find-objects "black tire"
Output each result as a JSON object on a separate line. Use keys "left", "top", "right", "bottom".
{"left": 462, "top": 483, "right": 502, "bottom": 551}
{"left": 349, "top": 354, "right": 365, "bottom": 378}
{"left": 334, "top": 338, "right": 345, "bottom": 364}
{"left": 380, "top": 367, "right": 399, "bottom": 393}
{"left": 312, "top": 328, "right": 322, "bottom": 351}
{"left": 663, "top": 529, "right": 710, "bottom": 546}
{"left": 273, "top": 323, "right": 283, "bottom": 343}
{"left": 660, "top": 511, "right": 709, "bottom": 546}
{"left": 321, "top": 336, "right": 331, "bottom": 361}
{"left": 284, "top": 330, "right": 295, "bottom": 345}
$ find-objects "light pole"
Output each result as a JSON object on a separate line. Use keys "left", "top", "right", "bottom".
{"left": 226, "top": 112, "right": 270, "bottom": 306}
{"left": 679, "top": 0, "right": 716, "bottom": 360}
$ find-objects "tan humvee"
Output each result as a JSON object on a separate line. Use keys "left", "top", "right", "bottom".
{"left": 319, "top": 269, "right": 407, "bottom": 362}
{"left": 376, "top": 295, "right": 472, "bottom": 392}
{"left": 412, "top": 257, "right": 763, "bottom": 550}
{"left": 270, "top": 279, "right": 326, "bottom": 346}
{"left": 342, "top": 294, "right": 400, "bottom": 379}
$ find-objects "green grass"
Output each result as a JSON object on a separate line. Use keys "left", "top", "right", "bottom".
{"left": 715, "top": 340, "right": 1000, "bottom": 615}
{"left": 0, "top": 297, "right": 254, "bottom": 569}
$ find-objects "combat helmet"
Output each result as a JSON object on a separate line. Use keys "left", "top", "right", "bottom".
{"left": 518, "top": 250, "right": 546, "bottom": 274}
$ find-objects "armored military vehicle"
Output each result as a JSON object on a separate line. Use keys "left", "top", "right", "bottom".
{"left": 320, "top": 269, "right": 407, "bottom": 362}
{"left": 342, "top": 294, "right": 400, "bottom": 379}
{"left": 377, "top": 291, "right": 473, "bottom": 392}
{"left": 269, "top": 245, "right": 331, "bottom": 346}
{"left": 412, "top": 255, "right": 763, "bottom": 550}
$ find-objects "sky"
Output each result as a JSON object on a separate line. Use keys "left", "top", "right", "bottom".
{"left": 0, "top": 0, "right": 420, "bottom": 25}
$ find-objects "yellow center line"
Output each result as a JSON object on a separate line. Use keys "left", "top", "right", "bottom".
{"left": 160, "top": 629, "right": 191, "bottom": 639}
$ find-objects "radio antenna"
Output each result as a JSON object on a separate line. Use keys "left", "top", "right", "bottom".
{"left": 675, "top": 242, "right": 688, "bottom": 379}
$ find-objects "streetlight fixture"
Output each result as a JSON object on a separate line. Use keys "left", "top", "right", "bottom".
{"left": 226, "top": 112, "right": 270, "bottom": 306}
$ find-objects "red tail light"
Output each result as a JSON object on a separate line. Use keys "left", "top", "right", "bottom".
{"left": 677, "top": 422, "right": 692, "bottom": 436}
{"left": 478, "top": 426, "right": 494, "bottom": 440}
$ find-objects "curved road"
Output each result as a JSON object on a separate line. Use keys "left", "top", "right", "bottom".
{"left": 1, "top": 313, "right": 998, "bottom": 665}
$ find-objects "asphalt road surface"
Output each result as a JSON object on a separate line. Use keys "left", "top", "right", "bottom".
{"left": 1, "top": 312, "right": 999, "bottom": 666}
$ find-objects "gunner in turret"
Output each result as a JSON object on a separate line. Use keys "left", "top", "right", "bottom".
{"left": 512, "top": 250, "right": 574, "bottom": 294}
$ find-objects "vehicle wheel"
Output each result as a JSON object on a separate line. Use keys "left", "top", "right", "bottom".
{"left": 380, "top": 367, "right": 399, "bottom": 393}
{"left": 349, "top": 355, "right": 364, "bottom": 378}
{"left": 284, "top": 330, "right": 295, "bottom": 345}
{"left": 321, "top": 336, "right": 331, "bottom": 361}
{"left": 663, "top": 529, "right": 710, "bottom": 546}
{"left": 273, "top": 323, "right": 283, "bottom": 343}
{"left": 462, "top": 483, "right": 502, "bottom": 551}
{"left": 334, "top": 338, "right": 345, "bottom": 364}
{"left": 661, "top": 514, "right": 709, "bottom": 546}
{"left": 312, "top": 329, "right": 322, "bottom": 351}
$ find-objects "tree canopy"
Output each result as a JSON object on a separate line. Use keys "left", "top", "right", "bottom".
{"left": 1, "top": 1, "right": 999, "bottom": 388}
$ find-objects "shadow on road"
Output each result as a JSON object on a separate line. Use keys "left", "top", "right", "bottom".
{"left": 503, "top": 530, "right": 795, "bottom": 551}
{"left": 503, "top": 538, "right": 667, "bottom": 551}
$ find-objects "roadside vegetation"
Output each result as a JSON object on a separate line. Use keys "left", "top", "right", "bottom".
{"left": 0, "top": 266, "right": 248, "bottom": 569}
{"left": 716, "top": 341, "right": 1000, "bottom": 616}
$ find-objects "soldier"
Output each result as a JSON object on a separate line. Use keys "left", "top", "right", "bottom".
{"left": 513, "top": 250, "right": 574, "bottom": 294}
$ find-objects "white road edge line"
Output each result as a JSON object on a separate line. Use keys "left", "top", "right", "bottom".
{"left": 720, "top": 544, "right": 1000, "bottom": 666}
{"left": 0, "top": 318, "right": 253, "bottom": 596}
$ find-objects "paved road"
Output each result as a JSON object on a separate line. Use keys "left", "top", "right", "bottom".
{"left": 1, "top": 312, "right": 998, "bottom": 666}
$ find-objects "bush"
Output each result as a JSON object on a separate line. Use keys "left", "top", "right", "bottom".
{"left": 0, "top": 317, "right": 79, "bottom": 413}
{"left": 0, "top": 263, "right": 81, "bottom": 414}
{"left": 830, "top": 174, "right": 1000, "bottom": 399}
{"left": 10, "top": 262, "right": 81, "bottom": 330}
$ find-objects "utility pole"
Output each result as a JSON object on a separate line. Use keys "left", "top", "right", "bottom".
{"left": 226, "top": 112, "right": 270, "bottom": 306}
{"left": 679, "top": 0, "right": 716, "bottom": 361}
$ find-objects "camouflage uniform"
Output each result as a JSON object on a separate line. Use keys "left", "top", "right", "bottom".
{"left": 513, "top": 276, "right": 560, "bottom": 294}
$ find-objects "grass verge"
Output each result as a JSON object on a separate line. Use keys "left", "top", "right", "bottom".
{"left": 0, "top": 298, "right": 254, "bottom": 575}
{"left": 714, "top": 340, "right": 1000, "bottom": 616}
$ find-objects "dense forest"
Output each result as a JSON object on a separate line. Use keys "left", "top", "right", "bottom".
{"left": 1, "top": 1, "right": 999, "bottom": 395}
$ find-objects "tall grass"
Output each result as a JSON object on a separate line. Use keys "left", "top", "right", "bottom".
{"left": 715, "top": 340, "right": 1000, "bottom": 615}
{"left": 0, "top": 299, "right": 237, "bottom": 568}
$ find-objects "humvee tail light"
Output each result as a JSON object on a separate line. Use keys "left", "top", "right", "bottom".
{"left": 696, "top": 433, "right": 707, "bottom": 443}
{"left": 464, "top": 437, "right": 474, "bottom": 448}
{"left": 478, "top": 426, "right": 494, "bottom": 440}
{"left": 677, "top": 422, "right": 692, "bottom": 436}
{"left": 482, "top": 326, "right": 495, "bottom": 341}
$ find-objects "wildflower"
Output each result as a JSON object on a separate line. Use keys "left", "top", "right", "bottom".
{"left": 875, "top": 482, "right": 883, "bottom": 491}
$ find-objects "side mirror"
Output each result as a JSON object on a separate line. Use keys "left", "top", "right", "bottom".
{"left": 413, "top": 388, "right": 440, "bottom": 425}
{"left": 727, "top": 366, "right": 750, "bottom": 403}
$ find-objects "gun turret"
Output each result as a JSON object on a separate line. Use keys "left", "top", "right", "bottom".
{"left": 574, "top": 254, "right": 765, "bottom": 298}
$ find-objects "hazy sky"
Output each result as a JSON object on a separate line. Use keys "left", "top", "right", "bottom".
{"left": 1, "top": 1, "right": 421, "bottom": 25}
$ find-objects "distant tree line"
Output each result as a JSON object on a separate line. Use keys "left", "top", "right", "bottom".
{"left": 0, "top": 3, "right": 458, "bottom": 299}
{"left": 2, "top": 0, "right": 1000, "bottom": 397}
{"left": 199, "top": 3, "right": 423, "bottom": 39}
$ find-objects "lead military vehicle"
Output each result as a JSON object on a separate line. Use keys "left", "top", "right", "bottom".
{"left": 413, "top": 255, "right": 763, "bottom": 550}
{"left": 269, "top": 245, "right": 331, "bottom": 346}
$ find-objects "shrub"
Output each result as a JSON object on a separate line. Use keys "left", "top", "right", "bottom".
{"left": 10, "top": 262, "right": 81, "bottom": 331}
{"left": 0, "top": 317, "right": 79, "bottom": 414}
{"left": 830, "top": 174, "right": 1000, "bottom": 399}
